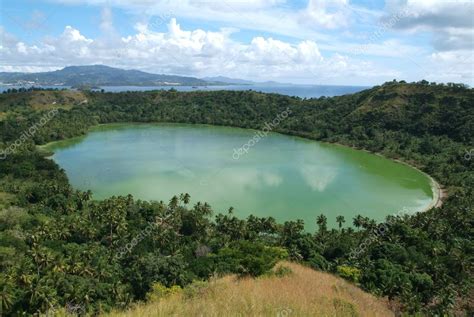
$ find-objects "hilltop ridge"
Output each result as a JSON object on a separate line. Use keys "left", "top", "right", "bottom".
{"left": 0, "top": 65, "right": 213, "bottom": 87}
{"left": 105, "top": 262, "right": 394, "bottom": 317}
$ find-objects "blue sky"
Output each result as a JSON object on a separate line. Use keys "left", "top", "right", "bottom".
{"left": 0, "top": 0, "right": 473, "bottom": 85}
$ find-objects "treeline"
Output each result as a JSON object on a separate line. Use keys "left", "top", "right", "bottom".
{"left": 0, "top": 81, "right": 472, "bottom": 315}
{"left": 1, "top": 87, "right": 67, "bottom": 94}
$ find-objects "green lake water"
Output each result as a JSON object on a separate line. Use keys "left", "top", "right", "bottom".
{"left": 45, "top": 123, "right": 434, "bottom": 230}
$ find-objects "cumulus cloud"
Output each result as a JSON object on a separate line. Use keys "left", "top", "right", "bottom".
{"left": 303, "top": 0, "right": 351, "bottom": 29}
{"left": 47, "top": 0, "right": 351, "bottom": 42}
{"left": 429, "top": 50, "right": 474, "bottom": 82}
{"left": 384, "top": 0, "right": 474, "bottom": 51}
{"left": 0, "top": 17, "right": 392, "bottom": 84}
{"left": 1, "top": 0, "right": 471, "bottom": 85}
{"left": 373, "top": 0, "right": 473, "bottom": 84}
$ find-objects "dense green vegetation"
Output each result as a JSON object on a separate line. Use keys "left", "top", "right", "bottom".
{"left": 0, "top": 81, "right": 472, "bottom": 315}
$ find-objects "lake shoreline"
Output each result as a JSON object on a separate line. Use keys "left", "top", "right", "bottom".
{"left": 316, "top": 141, "right": 445, "bottom": 213}
{"left": 38, "top": 121, "right": 443, "bottom": 217}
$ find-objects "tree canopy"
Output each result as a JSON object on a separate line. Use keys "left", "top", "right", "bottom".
{"left": 0, "top": 81, "right": 472, "bottom": 315}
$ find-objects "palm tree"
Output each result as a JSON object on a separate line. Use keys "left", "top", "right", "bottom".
{"left": 169, "top": 196, "right": 179, "bottom": 209}
{"left": 353, "top": 215, "right": 370, "bottom": 229}
{"left": 316, "top": 214, "right": 327, "bottom": 232}
{"left": 77, "top": 190, "right": 92, "bottom": 209}
{"left": 353, "top": 215, "right": 363, "bottom": 228}
{"left": 0, "top": 275, "right": 14, "bottom": 315}
{"left": 182, "top": 193, "right": 190, "bottom": 205}
{"left": 336, "top": 215, "right": 345, "bottom": 229}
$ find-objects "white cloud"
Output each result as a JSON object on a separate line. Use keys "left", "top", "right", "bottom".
{"left": 16, "top": 42, "right": 28, "bottom": 55}
{"left": 300, "top": 164, "right": 337, "bottom": 192}
{"left": 303, "top": 0, "right": 350, "bottom": 29}
{"left": 428, "top": 50, "right": 474, "bottom": 83}
{"left": 47, "top": 0, "right": 350, "bottom": 43}
{"left": 2, "top": 0, "right": 472, "bottom": 86}
{"left": 0, "top": 18, "right": 397, "bottom": 84}
{"left": 244, "top": 37, "right": 323, "bottom": 65}
{"left": 100, "top": 7, "right": 114, "bottom": 34}
{"left": 384, "top": 0, "right": 474, "bottom": 51}
{"left": 360, "top": 0, "right": 474, "bottom": 84}
{"left": 61, "top": 26, "right": 93, "bottom": 43}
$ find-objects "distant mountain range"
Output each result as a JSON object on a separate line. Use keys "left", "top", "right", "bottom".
{"left": 0, "top": 65, "right": 302, "bottom": 88}
{"left": 0, "top": 65, "right": 223, "bottom": 87}
{"left": 202, "top": 76, "right": 254, "bottom": 85}
{"left": 202, "top": 76, "right": 294, "bottom": 86}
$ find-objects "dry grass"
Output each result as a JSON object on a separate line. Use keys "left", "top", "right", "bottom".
{"left": 29, "top": 90, "right": 88, "bottom": 110}
{"left": 106, "top": 262, "right": 394, "bottom": 317}
{"left": 0, "top": 90, "right": 88, "bottom": 111}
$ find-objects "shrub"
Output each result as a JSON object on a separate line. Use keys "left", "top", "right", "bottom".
{"left": 273, "top": 265, "right": 293, "bottom": 277}
{"left": 215, "top": 241, "right": 288, "bottom": 277}
{"left": 146, "top": 283, "right": 182, "bottom": 302}
{"left": 336, "top": 265, "right": 362, "bottom": 283}
{"left": 183, "top": 280, "right": 209, "bottom": 299}
{"left": 307, "top": 252, "right": 330, "bottom": 271}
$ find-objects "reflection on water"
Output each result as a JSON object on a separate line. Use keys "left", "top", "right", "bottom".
{"left": 300, "top": 165, "right": 338, "bottom": 192}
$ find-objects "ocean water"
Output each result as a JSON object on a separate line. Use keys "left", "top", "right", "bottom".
{"left": 0, "top": 84, "right": 368, "bottom": 98}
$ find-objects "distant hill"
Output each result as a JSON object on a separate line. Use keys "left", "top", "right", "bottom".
{"left": 202, "top": 76, "right": 294, "bottom": 86}
{"left": 0, "top": 65, "right": 328, "bottom": 88}
{"left": 202, "top": 76, "right": 254, "bottom": 85}
{"left": 0, "top": 65, "right": 215, "bottom": 87}
{"left": 105, "top": 262, "right": 394, "bottom": 317}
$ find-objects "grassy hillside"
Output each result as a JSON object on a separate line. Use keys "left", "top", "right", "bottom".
{"left": 0, "top": 89, "right": 88, "bottom": 113}
{"left": 106, "top": 262, "right": 393, "bottom": 317}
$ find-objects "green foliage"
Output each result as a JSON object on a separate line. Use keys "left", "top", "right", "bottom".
{"left": 336, "top": 265, "right": 362, "bottom": 283}
{"left": 0, "top": 82, "right": 472, "bottom": 315}
{"left": 182, "top": 280, "right": 208, "bottom": 299}
{"left": 146, "top": 283, "right": 182, "bottom": 302}
{"left": 272, "top": 265, "right": 293, "bottom": 278}
{"left": 307, "top": 252, "right": 330, "bottom": 271}
{"left": 214, "top": 241, "right": 288, "bottom": 277}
